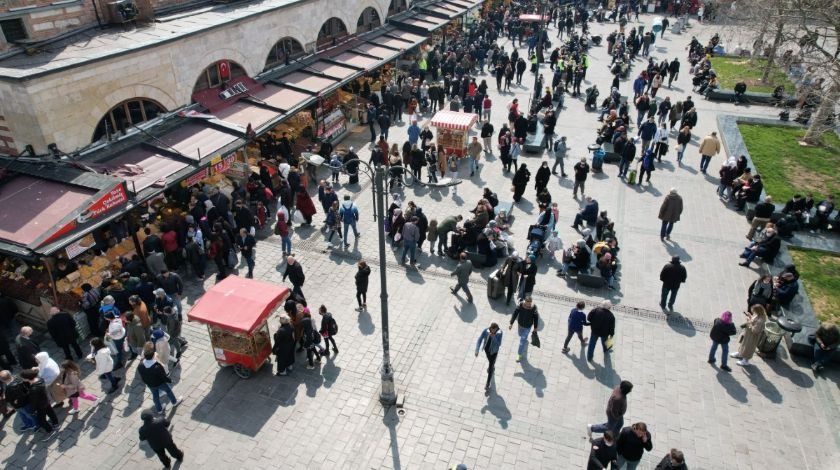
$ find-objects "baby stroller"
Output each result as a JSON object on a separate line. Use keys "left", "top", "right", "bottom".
{"left": 526, "top": 225, "right": 547, "bottom": 258}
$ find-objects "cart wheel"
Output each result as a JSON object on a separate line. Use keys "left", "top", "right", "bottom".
{"left": 233, "top": 364, "right": 252, "bottom": 379}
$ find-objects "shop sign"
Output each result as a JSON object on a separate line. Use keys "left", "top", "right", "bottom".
{"left": 211, "top": 154, "right": 235, "bottom": 175}
{"left": 226, "top": 162, "right": 250, "bottom": 179}
{"left": 181, "top": 168, "right": 209, "bottom": 188}
{"left": 37, "top": 183, "right": 130, "bottom": 248}
{"left": 65, "top": 234, "right": 96, "bottom": 259}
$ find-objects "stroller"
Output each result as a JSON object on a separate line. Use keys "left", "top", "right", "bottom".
{"left": 526, "top": 225, "right": 547, "bottom": 258}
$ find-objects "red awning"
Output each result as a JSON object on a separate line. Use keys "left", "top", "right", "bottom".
{"left": 249, "top": 84, "right": 312, "bottom": 112}
{"left": 187, "top": 276, "right": 290, "bottom": 334}
{"left": 191, "top": 76, "right": 264, "bottom": 113}
{"left": 98, "top": 146, "right": 190, "bottom": 192}
{"left": 0, "top": 175, "right": 95, "bottom": 247}
{"left": 430, "top": 110, "right": 478, "bottom": 131}
{"left": 155, "top": 122, "right": 240, "bottom": 161}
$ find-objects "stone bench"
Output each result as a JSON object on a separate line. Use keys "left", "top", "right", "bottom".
{"left": 704, "top": 88, "right": 797, "bottom": 107}
{"left": 494, "top": 201, "right": 514, "bottom": 222}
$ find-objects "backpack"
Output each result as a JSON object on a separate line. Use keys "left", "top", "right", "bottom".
{"left": 328, "top": 316, "right": 338, "bottom": 336}
{"left": 340, "top": 203, "right": 356, "bottom": 222}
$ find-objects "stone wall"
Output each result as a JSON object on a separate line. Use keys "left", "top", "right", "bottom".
{"left": 0, "top": 0, "right": 391, "bottom": 153}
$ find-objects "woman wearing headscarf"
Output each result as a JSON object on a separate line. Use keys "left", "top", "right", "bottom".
{"left": 730, "top": 305, "right": 767, "bottom": 367}
{"left": 388, "top": 208, "right": 406, "bottom": 244}
{"left": 747, "top": 275, "right": 774, "bottom": 311}
{"left": 708, "top": 311, "right": 737, "bottom": 371}
{"left": 717, "top": 156, "right": 739, "bottom": 200}
{"left": 272, "top": 314, "right": 296, "bottom": 376}
{"left": 294, "top": 186, "right": 317, "bottom": 225}
{"left": 512, "top": 163, "right": 531, "bottom": 203}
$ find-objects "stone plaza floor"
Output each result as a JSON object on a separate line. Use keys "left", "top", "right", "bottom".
{"left": 1, "top": 14, "right": 839, "bottom": 470}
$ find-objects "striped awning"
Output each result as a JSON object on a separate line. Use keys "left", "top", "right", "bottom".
{"left": 430, "top": 110, "right": 478, "bottom": 131}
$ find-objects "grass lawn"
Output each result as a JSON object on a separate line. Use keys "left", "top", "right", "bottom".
{"left": 710, "top": 56, "right": 795, "bottom": 93}
{"left": 738, "top": 123, "right": 840, "bottom": 202}
{"left": 788, "top": 247, "right": 840, "bottom": 323}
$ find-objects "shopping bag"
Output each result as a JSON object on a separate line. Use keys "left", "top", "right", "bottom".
{"left": 292, "top": 210, "right": 305, "bottom": 225}
{"left": 605, "top": 335, "right": 615, "bottom": 351}
{"left": 49, "top": 381, "right": 67, "bottom": 403}
{"left": 530, "top": 330, "right": 541, "bottom": 348}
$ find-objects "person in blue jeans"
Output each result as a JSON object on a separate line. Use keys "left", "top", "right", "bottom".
{"left": 339, "top": 195, "right": 360, "bottom": 247}
{"left": 137, "top": 345, "right": 181, "bottom": 413}
{"left": 811, "top": 322, "right": 840, "bottom": 373}
{"left": 587, "top": 301, "right": 616, "bottom": 362}
{"left": 508, "top": 297, "right": 539, "bottom": 362}
{"left": 708, "top": 310, "right": 737, "bottom": 372}
{"left": 0, "top": 370, "right": 38, "bottom": 430}
{"left": 400, "top": 217, "right": 420, "bottom": 265}
{"left": 588, "top": 381, "right": 633, "bottom": 439}
{"left": 475, "top": 322, "right": 503, "bottom": 392}
{"left": 562, "top": 301, "right": 589, "bottom": 353}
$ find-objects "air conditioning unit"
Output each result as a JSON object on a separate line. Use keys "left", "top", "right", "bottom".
{"left": 106, "top": 0, "right": 140, "bottom": 24}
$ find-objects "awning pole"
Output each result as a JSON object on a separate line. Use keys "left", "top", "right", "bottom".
{"left": 41, "top": 258, "right": 59, "bottom": 306}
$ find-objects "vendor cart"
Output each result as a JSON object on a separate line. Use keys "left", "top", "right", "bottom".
{"left": 430, "top": 110, "right": 478, "bottom": 157}
{"left": 187, "top": 276, "right": 289, "bottom": 378}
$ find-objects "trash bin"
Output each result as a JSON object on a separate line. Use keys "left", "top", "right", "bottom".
{"left": 757, "top": 321, "right": 785, "bottom": 357}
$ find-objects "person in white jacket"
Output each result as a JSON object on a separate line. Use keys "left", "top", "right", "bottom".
{"left": 88, "top": 337, "right": 121, "bottom": 393}
{"left": 150, "top": 328, "right": 173, "bottom": 373}
{"left": 653, "top": 122, "right": 670, "bottom": 163}
{"left": 35, "top": 351, "right": 62, "bottom": 405}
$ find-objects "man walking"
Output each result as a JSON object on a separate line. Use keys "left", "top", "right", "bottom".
{"left": 450, "top": 253, "right": 474, "bottom": 303}
{"left": 587, "top": 380, "right": 633, "bottom": 439}
{"left": 509, "top": 297, "right": 539, "bottom": 362}
{"left": 466, "top": 136, "right": 482, "bottom": 177}
{"left": 587, "top": 301, "right": 616, "bottom": 362}
{"left": 698, "top": 131, "right": 721, "bottom": 174}
{"left": 339, "top": 195, "right": 360, "bottom": 247}
{"left": 658, "top": 188, "right": 684, "bottom": 241}
{"left": 235, "top": 227, "right": 256, "bottom": 278}
{"left": 400, "top": 216, "right": 421, "bottom": 265}
{"left": 659, "top": 256, "right": 687, "bottom": 311}
{"left": 46, "top": 307, "right": 83, "bottom": 361}
{"left": 139, "top": 408, "right": 184, "bottom": 469}
{"left": 137, "top": 343, "right": 181, "bottom": 413}
{"left": 475, "top": 322, "right": 502, "bottom": 392}
{"left": 282, "top": 256, "right": 306, "bottom": 300}
{"left": 552, "top": 136, "right": 568, "bottom": 177}
{"left": 156, "top": 269, "right": 183, "bottom": 318}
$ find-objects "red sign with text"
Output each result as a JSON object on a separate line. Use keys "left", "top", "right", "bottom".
{"left": 38, "top": 183, "right": 129, "bottom": 247}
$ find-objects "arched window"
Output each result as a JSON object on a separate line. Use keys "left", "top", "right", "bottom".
{"left": 317, "top": 18, "right": 348, "bottom": 48}
{"left": 265, "top": 37, "right": 306, "bottom": 70}
{"left": 92, "top": 98, "right": 166, "bottom": 142}
{"left": 388, "top": 0, "right": 407, "bottom": 16}
{"left": 357, "top": 7, "right": 381, "bottom": 32}
{"left": 192, "top": 60, "right": 246, "bottom": 94}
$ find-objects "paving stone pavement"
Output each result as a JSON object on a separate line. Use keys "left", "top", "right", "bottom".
{"left": 2, "top": 14, "right": 839, "bottom": 470}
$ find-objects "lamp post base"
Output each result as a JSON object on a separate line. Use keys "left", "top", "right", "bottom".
{"left": 379, "top": 365, "right": 397, "bottom": 406}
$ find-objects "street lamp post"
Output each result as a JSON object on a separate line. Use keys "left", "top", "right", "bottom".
{"left": 533, "top": 0, "right": 548, "bottom": 104}
{"left": 341, "top": 158, "right": 399, "bottom": 405}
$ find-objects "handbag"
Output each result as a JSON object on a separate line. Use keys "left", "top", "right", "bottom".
{"left": 530, "top": 330, "right": 541, "bottom": 348}
{"left": 292, "top": 210, "right": 305, "bottom": 224}
{"left": 227, "top": 248, "right": 238, "bottom": 267}
{"left": 605, "top": 335, "right": 615, "bottom": 350}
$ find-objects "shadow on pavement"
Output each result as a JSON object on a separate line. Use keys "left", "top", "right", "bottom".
{"left": 515, "top": 358, "right": 546, "bottom": 397}
{"left": 453, "top": 303, "right": 477, "bottom": 323}
{"left": 665, "top": 312, "right": 697, "bottom": 337}
{"left": 383, "top": 408, "right": 402, "bottom": 470}
{"left": 744, "top": 366, "right": 783, "bottom": 404}
{"left": 480, "top": 390, "right": 512, "bottom": 429}
{"left": 664, "top": 240, "right": 692, "bottom": 262}
{"left": 715, "top": 367, "right": 748, "bottom": 402}
{"left": 594, "top": 353, "right": 621, "bottom": 389}
{"left": 568, "top": 345, "right": 596, "bottom": 379}
{"left": 357, "top": 310, "right": 376, "bottom": 336}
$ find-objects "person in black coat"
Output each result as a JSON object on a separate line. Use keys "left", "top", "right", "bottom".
{"left": 588, "top": 430, "right": 618, "bottom": 470}
{"left": 708, "top": 310, "right": 737, "bottom": 371}
{"left": 355, "top": 260, "right": 371, "bottom": 311}
{"left": 46, "top": 307, "right": 83, "bottom": 361}
{"left": 535, "top": 161, "right": 551, "bottom": 194}
{"left": 20, "top": 369, "right": 58, "bottom": 438}
{"left": 282, "top": 256, "right": 306, "bottom": 300}
{"left": 655, "top": 448, "right": 687, "bottom": 470}
{"left": 616, "top": 423, "right": 653, "bottom": 467}
{"left": 587, "top": 301, "right": 616, "bottom": 362}
{"left": 659, "top": 256, "right": 687, "bottom": 311}
{"left": 139, "top": 408, "right": 184, "bottom": 468}
{"left": 272, "top": 315, "right": 296, "bottom": 376}
{"left": 15, "top": 327, "right": 40, "bottom": 370}
{"left": 739, "top": 229, "right": 781, "bottom": 267}
{"left": 512, "top": 164, "right": 531, "bottom": 202}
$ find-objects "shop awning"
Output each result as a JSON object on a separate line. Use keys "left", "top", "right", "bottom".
{"left": 187, "top": 275, "right": 290, "bottom": 334}
{"left": 330, "top": 53, "right": 380, "bottom": 70}
{"left": 307, "top": 61, "right": 359, "bottom": 80}
{"left": 191, "top": 76, "right": 264, "bottom": 113}
{"left": 0, "top": 175, "right": 95, "bottom": 247}
{"left": 384, "top": 30, "right": 427, "bottom": 45}
{"left": 430, "top": 110, "right": 478, "bottom": 131}
{"left": 248, "top": 84, "right": 312, "bottom": 112}
{"left": 154, "top": 122, "right": 241, "bottom": 161}
{"left": 94, "top": 145, "right": 191, "bottom": 194}
{"left": 212, "top": 101, "right": 279, "bottom": 130}
{"left": 278, "top": 72, "right": 340, "bottom": 95}
{"left": 352, "top": 44, "right": 402, "bottom": 60}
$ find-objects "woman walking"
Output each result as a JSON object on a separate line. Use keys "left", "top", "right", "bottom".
{"left": 88, "top": 337, "right": 121, "bottom": 394}
{"left": 475, "top": 322, "right": 503, "bottom": 392}
{"left": 318, "top": 305, "right": 339, "bottom": 358}
{"left": 60, "top": 360, "right": 99, "bottom": 415}
{"left": 355, "top": 260, "right": 371, "bottom": 311}
{"left": 512, "top": 164, "right": 531, "bottom": 203}
{"left": 730, "top": 305, "right": 767, "bottom": 367}
{"left": 675, "top": 127, "right": 691, "bottom": 164}
{"left": 708, "top": 311, "right": 737, "bottom": 371}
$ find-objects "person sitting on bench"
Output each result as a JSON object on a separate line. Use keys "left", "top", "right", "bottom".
{"left": 733, "top": 81, "right": 747, "bottom": 104}
{"left": 558, "top": 240, "right": 592, "bottom": 276}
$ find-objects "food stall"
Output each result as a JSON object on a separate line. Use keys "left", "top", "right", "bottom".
{"left": 187, "top": 275, "right": 290, "bottom": 378}
{"left": 430, "top": 110, "right": 478, "bottom": 157}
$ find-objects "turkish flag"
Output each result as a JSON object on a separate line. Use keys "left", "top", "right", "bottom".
{"left": 219, "top": 61, "right": 230, "bottom": 80}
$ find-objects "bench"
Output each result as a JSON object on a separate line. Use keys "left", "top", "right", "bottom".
{"left": 465, "top": 250, "right": 489, "bottom": 267}
{"left": 703, "top": 88, "right": 797, "bottom": 107}
{"left": 523, "top": 121, "right": 546, "bottom": 153}
{"left": 577, "top": 273, "right": 607, "bottom": 288}
{"left": 494, "top": 201, "right": 514, "bottom": 222}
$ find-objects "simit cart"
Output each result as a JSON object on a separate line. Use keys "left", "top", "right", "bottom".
{"left": 187, "top": 276, "right": 289, "bottom": 378}
{"left": 430, "top": 110, "right": 478, "bottom": 158}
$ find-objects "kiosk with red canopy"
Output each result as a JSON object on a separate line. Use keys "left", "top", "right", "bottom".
{"left": 430, "top": 110, "right": 478, "bottom": 157}
{"left": 187, "top": 276, "right": 289, "bottom": 378}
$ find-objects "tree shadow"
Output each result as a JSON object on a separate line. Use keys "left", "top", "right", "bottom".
{"left": 515, "top": 357, "right": 547, "bottom": 397}
{"left": 453, "top": 303, "right": 477, "bottom": 323}
{"left": 357, "top": 309, "right": 375, "bottom": 336}
{"left": 744, "top": 366, "right": 783, "bottom": 404}
{"left": 715, "top": 368, "right": 748, "bottom": 402}
{"left": 480, "top": 389, "right": 512, "bottom": 429}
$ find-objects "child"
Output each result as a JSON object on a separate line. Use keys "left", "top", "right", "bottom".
{"left": 562, "top": 302, "right": 589, "bottom": 353}
{"left": 60, "top": 360, "right": 99, "bottom": 415}
{"left": 318, "top": 305, "right": 339, "bottom": 358}
{"left": 426, "top": 219, "right": 439, "bottom": 254}
{"left": 546, "top": 229, "right": 562, "bottom": 258}
{"left": 447, "top": 152, "right": 459, "bottom": 194}
{"left": 329, "top": 154, "right": 342, "bottom": 184}
{"left": 255, "top": 201, "right": 268, "bottom": 229}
